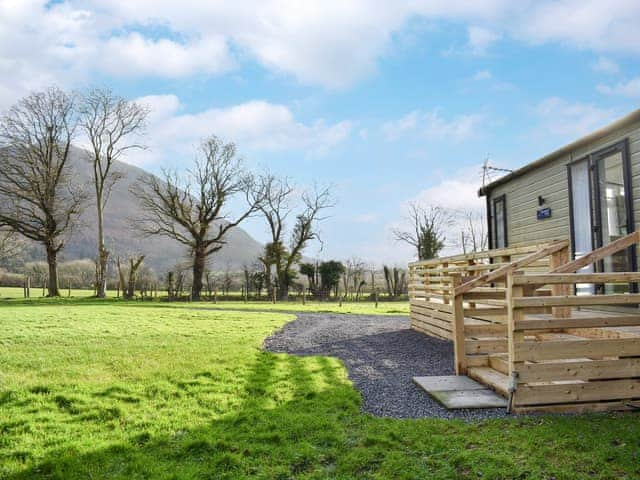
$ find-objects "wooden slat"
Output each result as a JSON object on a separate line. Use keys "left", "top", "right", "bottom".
{"left": 514, "top": 338, "right": 640, "bottom": 361}
{"left": 409, "top": 300, "right": 453, "bottom": 313}
{"left": 513, "top": 272, "right": 640, "bottom": 285}
{"left": 454, "top": 240, "right": 570, "bottom": 296}
{"left": 513, "top": 400, "right": 638, "bottom": 414}
{"left": 517, "top": 358, "right": 640, "bottom": 383}
{"left": 410, "top": 311, "right": 453, "bottom": 331}
{"left": 513, "top": 294, "right": 640, "bottom": 308}
{"left": 410, "top": 303, "right": 454, "bottom": 322}
{"left": 465, "top": 339, "right": 508, "bottom": 354}
{"left": 464, "top": 324, "right": 507, "bottom": 336}
{"left": 514, "top": 378, "right": 640, "bottom": 406}
{"left": 408, "top": 241, "right": 555, "bottom": 268}
{"left": 515, "top": 315, "right": 640, "bottom": 331}
{"left": 552, "top": 231, "right": 640, "bottom": 274}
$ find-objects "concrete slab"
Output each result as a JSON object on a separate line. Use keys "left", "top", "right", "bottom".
{"left": 413, "top": 375, "right": 486, "bottom": 392}
{"left": 430, "top": 389, "right": 507, "bottom": 409}
{"left": 413, "top": 375, "right": 507, "bottom": 409}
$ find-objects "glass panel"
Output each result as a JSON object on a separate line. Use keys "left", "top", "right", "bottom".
{"left": 597, "top": 151, "right": 630, "bottom": 294}
{"left": 570, "top": 160, "right": 594, "bottom": 295}
{"left": 494, "top": 198, "right": 505, "bottom": 248}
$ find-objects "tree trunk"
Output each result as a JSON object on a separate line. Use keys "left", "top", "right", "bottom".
{"left": 191, "top": 246, "right": 206, "bottom": 301}
{"left": 277, "top": 271, "right": 289, "bottom": 301}
{"left": 95, "top": 201, "right": 108, "bottom": 298}
{"left": 45, "top": 243, "right": 60, "bottom": 297}
{"left": 264, "top": 263, "right": 272, "bottom": 299}
{"left": 116, "top": 257, "right": 126, "bottom": 299}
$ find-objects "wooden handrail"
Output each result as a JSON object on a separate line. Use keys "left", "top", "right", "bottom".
{"left": 454, "top": 240, "right": 570, "bottom": 297}
{"left": 513, "top": 272, "right": 640, "bottom": 285}
{"left": 408, "top": 240, "right": 559, "bottom": 268}
{"left": 551, "top": 231, "right": 640, "bottom": 274}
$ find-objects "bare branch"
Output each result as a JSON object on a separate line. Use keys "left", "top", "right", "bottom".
{"left": 392, "top": 202, "right": 453, "bottom": 260}
{"left": 0, "top": 86, "right": 87, "bottom": 295}
{"left": 131, "top": 135, "right": 263, "bottom": 299}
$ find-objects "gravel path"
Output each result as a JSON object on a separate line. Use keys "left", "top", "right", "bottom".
{"left": 263, "top": 313, "right": 507, "bottom": 420}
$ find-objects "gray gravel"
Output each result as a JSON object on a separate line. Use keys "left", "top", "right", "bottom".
{"left": 263, "top": 313, "right": 507, "bottom": 420}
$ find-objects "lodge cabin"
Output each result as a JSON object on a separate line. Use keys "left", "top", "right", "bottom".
{"left": 480, "top": 108, "right": 640, "bottom": 286}
{"left": 408, "top": 109, "right": 640, "bottom": 413}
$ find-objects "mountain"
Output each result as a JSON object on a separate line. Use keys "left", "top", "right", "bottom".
{"left": 20, "top": 147, "right": 264, "bottom": 273}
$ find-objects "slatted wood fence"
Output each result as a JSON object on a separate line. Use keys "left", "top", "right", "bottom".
{"left": 409, "top": 233, "right": 640, "bottom": 413}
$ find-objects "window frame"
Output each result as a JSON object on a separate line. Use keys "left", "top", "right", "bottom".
{"left": 492, "top": 194, "right": 507, "bottom": 249}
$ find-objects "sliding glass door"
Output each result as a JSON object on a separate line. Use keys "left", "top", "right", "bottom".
{"left": 568, "top": 140, "right": 635, "bottom": 295}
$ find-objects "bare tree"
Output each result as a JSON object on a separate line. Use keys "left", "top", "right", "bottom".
{"left": 0, "top": 228, "right": 21, "bottom": 262}
{"left": 0, "top": 87, "right": 86, "bottom": 296}
{"left": 256, "top": 173, "right": 333, "bottom": 300}
{"left": 133, "top": 135, "right": 262, "bottom": 300}
{"left": 79, "top": 87, "right": 148, "bottom": 298}
{"left": 116, "top": 254, "right": 145, "bottom": 300}
{"left": 457, "top": 209, "right": 488, "bottom": 254}
{"left": 383, "top": 265, "right": 407, "bottom": 299}
{"left": 393, "top": 202, "right": 452, "bottom": 261}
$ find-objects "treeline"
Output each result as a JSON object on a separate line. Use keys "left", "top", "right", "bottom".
{"left": 0, "top": 86, "right": 332, "bottom": 300}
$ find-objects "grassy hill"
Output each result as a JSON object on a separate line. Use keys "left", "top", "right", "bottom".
{"left": 4, "top": 147, "right": 264, "bottom": 274}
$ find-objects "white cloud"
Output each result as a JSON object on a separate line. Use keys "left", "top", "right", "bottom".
{"left": 412, "top": 177, "right": 483, "bottom": 212}
{"left": 101, "top": 33, "right": 233, "bottom": 77}
{"left": 129, "top": 95, "right": 351, "bottom": 166}
{"left": 381, "top": 166, "right": 485, "bottom": 261}
{"left": 591, "top": 57, "right": 619, "bottom": 74}
{"left": 2, "top": 0, "right": 640, "bottom": 102}
{"left": 532, "top": 96, "right": 617, "bottom": 138}
{"left": 382, "top": 109, "right": 483, "bottom": 142}
{"left": 597, "top": 77, "right": 640, "bottom": 97}
{"left": 467, "top": 26, "right": 501, "bottom": 55}
{"left": 514, "top": 0, "right": 640, "bottom": 55}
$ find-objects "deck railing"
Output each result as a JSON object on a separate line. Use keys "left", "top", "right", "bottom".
{"left": 409, "top": 232, "right": 640, "bottom": 413}
{"left": 409, "top": 240, "right": 570, "bottom": 373}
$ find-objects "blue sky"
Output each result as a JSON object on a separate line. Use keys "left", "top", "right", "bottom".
{"left": 2, "top": 1, "right": 640, "bottom": 264}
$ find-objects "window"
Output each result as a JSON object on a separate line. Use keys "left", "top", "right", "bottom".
{"left": 493, "top": 195, "right": 507, "bottom": 248}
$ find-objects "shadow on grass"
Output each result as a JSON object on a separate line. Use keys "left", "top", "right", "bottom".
{"left": 3, "top": 347, "right": 640, "bottom": 479}
{"left": 3, "top": 351, "right": 363, "bottom": 480}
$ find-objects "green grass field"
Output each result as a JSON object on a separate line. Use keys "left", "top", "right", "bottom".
{"left": 1, "top": 300, "right": 639, "bottom": 479}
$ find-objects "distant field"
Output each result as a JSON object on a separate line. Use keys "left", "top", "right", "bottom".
{"left": 1, "top": 300, "right": 638, "bottom": 479}
{"left": 0, "top": 287, "right": 410, "bottom": 315}
{"left": 0, "top": 286, "right": 112, "bottom": 298}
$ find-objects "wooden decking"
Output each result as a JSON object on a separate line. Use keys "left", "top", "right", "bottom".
{"left": 465, "top": 308, "right": 640, "bottom": 411}
{"left": 409, "top": 237, "right": 640, "bottom": 413}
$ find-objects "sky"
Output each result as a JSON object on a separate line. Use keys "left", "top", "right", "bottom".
{"left": 1, "top": 0, "right": 640, "bottom": 265}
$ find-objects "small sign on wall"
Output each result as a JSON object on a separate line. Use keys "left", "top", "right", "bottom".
{"left": 537, "top": 207, "right": 552, "bottom": 220}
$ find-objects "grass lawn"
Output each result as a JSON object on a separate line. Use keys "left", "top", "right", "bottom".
{"left": 0, "top": 301, "right": 638, "bottom": 479}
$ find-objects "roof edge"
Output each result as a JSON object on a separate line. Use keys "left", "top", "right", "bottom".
{"left": 478, "top": 107, "right": 640, "bottom": 197}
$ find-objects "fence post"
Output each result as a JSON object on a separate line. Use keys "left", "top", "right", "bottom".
{"left": 451, "top": 274, "right": 467, "bottom": 375}
{"left": 507, "top": 272, "right": 524, "bottom": 411}
{"left": 550, "top": 244, "right": 571, "bottom": 318}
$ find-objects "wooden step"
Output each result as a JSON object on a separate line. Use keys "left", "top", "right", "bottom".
{"left": 489, "top": 354, "right": 509, "bottom": 375}
{"left": 467, "top": 367, "right": 509, "bottom": 397}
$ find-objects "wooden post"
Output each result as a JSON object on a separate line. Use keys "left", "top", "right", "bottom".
{"left": 550, "top": 245, "right": 571, "bottom": 318}
{"left": 451, "top": 274, "right": 467, "bottom": 375}
{"left": 374, "top": 288, "right": 378, "bottom": 308}
{"left": 26, "top": 276, "right": 30, "bottom": 298}
{"left": 507, "top": 272, "right": 524, "bottom": 410}
{"left": 442, "top": 262, "right": 449, "bottom": 304}
{"left": 68, "top": 280, "right": 71, "bottom": 297}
